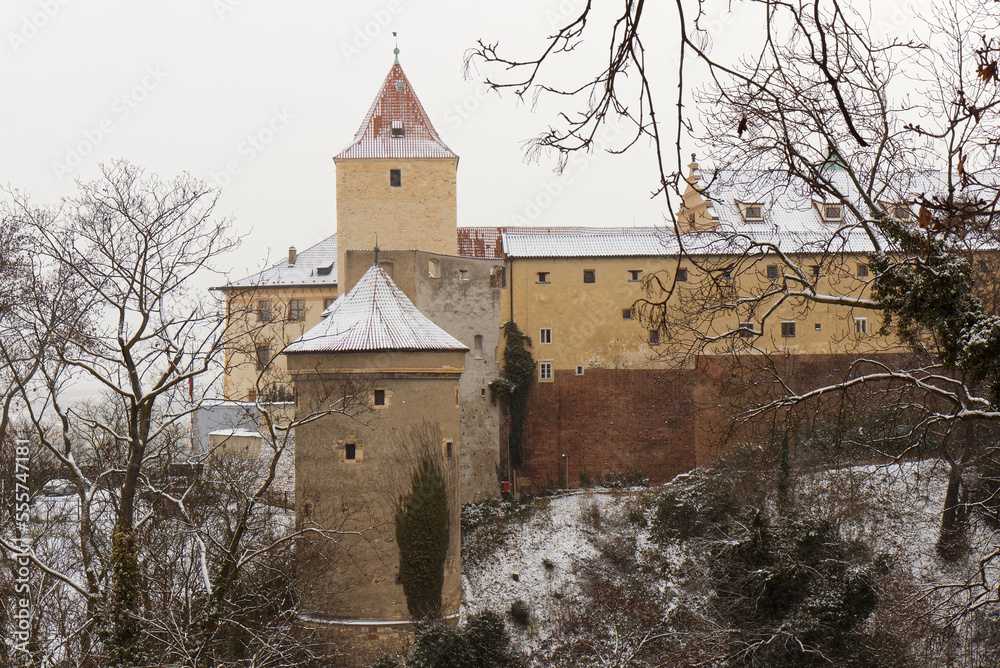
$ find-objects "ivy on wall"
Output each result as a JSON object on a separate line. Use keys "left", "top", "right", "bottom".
{"left": 499, "top": 321, "right": 535, "bottom": 468}
{"left": 396, "top": 458, "right": 450, "bottom": 619}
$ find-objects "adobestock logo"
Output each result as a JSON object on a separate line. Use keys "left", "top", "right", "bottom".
{"left": 209, "top": 108, "right": 295, "bottom": 189}
{"left": 8, "top": 0, "right": 73, "bottom": 53}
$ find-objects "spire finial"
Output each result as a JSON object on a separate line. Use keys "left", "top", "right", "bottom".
{"left": 374, "top": 234, "right": 380, "bottom": 267}
{"left": 393, "top": 32, "right": 399, "bottom": 64}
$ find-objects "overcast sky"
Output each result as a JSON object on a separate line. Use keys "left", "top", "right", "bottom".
{"left": 0, "top": 0, "right": 685, "bottom": 282}
{"left": 1, "top": 0, "right": 936, "bottom": 282}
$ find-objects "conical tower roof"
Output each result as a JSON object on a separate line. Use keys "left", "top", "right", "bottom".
{"left": 335, "top": 59, "right": 457, "bottom": 160}
{"left": 286, "top": 264, "right": 467, "bottom": 353}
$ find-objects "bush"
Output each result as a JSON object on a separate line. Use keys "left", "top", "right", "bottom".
{"left": 396, "top": 459, "right": 449, "bottom": 619}
{"left": 509, "top": 599, "right": 531, "bottom": 628}
{"left": 652, "top": 471, "right": 744, "bottom": 543}
{"left": 409, "top": 611, "right": 512, "bottom": 668}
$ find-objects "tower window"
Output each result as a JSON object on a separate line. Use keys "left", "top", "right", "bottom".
{"left": 390, "top": 169, "right": 401, "bottom": 187}
{"left": 374, "top": 389, "right": 386, "bottom": 406}
{"left": 345, "top": 443, "right": 356, "bottom": 460}
{"left": 583, "top": 269, "right": 596, "bottom": 283}
{"left": 391, "top": 121, "right": 404, "bottom": 137}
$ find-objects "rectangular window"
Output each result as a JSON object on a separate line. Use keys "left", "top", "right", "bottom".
{"left": 288, "top": 299, "right": 305, "bottom": 321}
{"left": 855, "top": 317, "right": 867, "bottom": 334}
{"left": 738, "top": 322, "right": 754, "bottom": 338}
{"left": 539, "top": 361, "right": 553, "bottom": 381}
{"left": 766, "top": 264, "right": 778, "bottom": 279}
{"left": 374, "top": 389, "right": 386, "bottom": 406}
{"left": 824, "top": 204, "right": 843, "bottom": 220}
{"left": 815, "top": 323, "right": 822, "bottom": 331}
{"left": 345, "top": 443, "right": 356, "bottom": 460}
{"left": 575, "top": 365, "right": 584, "bottom": 375}
{"left": 622, "top": 308, "right": 632, "bottom": 320}
{"left": 490, "top": 266, "right": 507, "bottom": 288}
{"left": 539, "top": 328, "right": 552, "bottom": 344}
{"left": 676, "top": 268, "right": 689, "bottom": 282}
{"left": 458, "top": 269, "right": 468, "bottom": 280}
{"left": 781, "top": 322, "right": 796, "bottom": 338}
{"left": 256, "top": 299, "right": 272, "bottom": 323}
{"left": 583, "top": 269, "right": 596, "bottom": 283}
{"left": 323, "top": 298, "right": 336, "bottom": 309}
{"left": 744, "top": 204, "right": 763, "bottom": 221}
{"left": 811, "top": 264, "right": 822, "bottom": 277}
{"left": 649, "top": 329, "right": 660, "bottom": 344}
{"left": 390, "top": 121, "right": 404, "bottom": 137}
{"left": 628, "top": 269, "right": 642, "bottom": 282}
{"left": 390, "top": 169, "right": 401, "bottom": 187}
{"left": 256, "top": 344, "right": 271, "bottom": 371}
{"left": 445, "top": 440, "right": 453, "bottom": 458}
{"left": 857, "top": 263, "right": 869, "bottom": 278}
{"left": 536, "top": 271, "right": 549, "bottom": 283}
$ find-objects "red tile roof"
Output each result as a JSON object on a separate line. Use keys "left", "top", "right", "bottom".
{"left": 335, "top": 61, "right": 457, "bottom": 160}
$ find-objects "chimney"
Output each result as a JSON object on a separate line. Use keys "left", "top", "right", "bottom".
{"left": 288, "top": 246, "right": 297, "bottom": 265}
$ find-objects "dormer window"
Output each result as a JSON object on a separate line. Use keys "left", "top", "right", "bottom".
{"left": 391, "top": 121, "right": 404, "bottom": 137}
{"left": 395, "top": 81, "right": 405, "bottom": 91}
{"left": 880, "top": 202, "right": 911, "bottom": 221}
{"left": 823, "top": 204, "right": 843, "bottom": 221}
{"left": 742, "top": 204, "right": 764, "bottom": 221}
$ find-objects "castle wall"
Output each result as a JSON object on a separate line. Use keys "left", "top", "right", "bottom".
{"left": 288, "top": 349, "right": 464, "bottom": 663}
{"left": 345, "top": 249, "right": 505, "bottom": 503}
{"left": 336, "top": 157, "right": 458, "bottom": 277}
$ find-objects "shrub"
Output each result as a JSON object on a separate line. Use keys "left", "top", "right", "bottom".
{"left": 509, "top": 599, "right": 531, "bottom": 628}
{"left": 409, "top": 611, "right": 512, "bottom": 668}
{"left": 396, "top": 459, "right": 449, "bottom": 619}
{"left": 579, "top": 469, "right": 594, "bottom": 487}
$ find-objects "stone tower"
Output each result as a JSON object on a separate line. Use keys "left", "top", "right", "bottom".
{"left": 286, "top": 262, "right": 466, "bottom": 664}
{"left": 335, "top": 51, "right": 459, "bottom": 289}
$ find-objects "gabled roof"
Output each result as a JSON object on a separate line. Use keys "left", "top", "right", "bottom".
{"left": 222, "top": 235, "right": 337, "bottom": 289}
{"left": 335, "top": 60, "right": 457, "bottom": 160}
{"left": 286, "top": 263, "right": 467, "bottom": 353}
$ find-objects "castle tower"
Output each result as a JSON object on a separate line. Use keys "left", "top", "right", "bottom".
{"left": 286, "top": 262, "right": 466, "bottom": 664}
{"left": 335, "top": 51, "right": 459, "bottom": 289}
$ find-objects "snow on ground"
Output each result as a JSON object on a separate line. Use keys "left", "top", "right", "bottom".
{"left": 463, "top": 460, "right": 1000, "bottom": 661}
{"left": 462, "top": 490, "right": 648, "bottom": 653}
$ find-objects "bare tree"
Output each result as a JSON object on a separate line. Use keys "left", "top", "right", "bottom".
{"left": 467, "top": 0, "right": 1000, "bottom": 615}
{"left": 0, "top": 161, "right": 368, "bottom": 667}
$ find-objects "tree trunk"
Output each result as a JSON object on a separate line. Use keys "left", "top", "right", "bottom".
{"left": 937, "top": 464, "right": 968, "bottom": 559}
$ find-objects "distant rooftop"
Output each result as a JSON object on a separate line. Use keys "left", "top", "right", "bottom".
{"left": 286, "top": 263, "right": 468, "bottom": 353}
{"left": 222, "top": 235, "right": 337, "bottom": 289}
{"left": 335, "top": 57, "right": 457, "bottom": 161}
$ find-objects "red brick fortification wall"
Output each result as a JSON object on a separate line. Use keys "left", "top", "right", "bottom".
{"left": 517, "top": 368, "right": 698, "bottom": 492}
{"left": 516, "top": 354, "right": 931, "bottom": 493}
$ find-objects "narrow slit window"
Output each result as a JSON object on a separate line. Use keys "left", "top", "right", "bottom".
{"left": 390, "top": 169, "right": 401, "bottom": 187}
{"left": 374, "top": 389, "right": 386, "bottom": 406}
{"left": 345, "top": 443, "right": 356, "bottom": 460}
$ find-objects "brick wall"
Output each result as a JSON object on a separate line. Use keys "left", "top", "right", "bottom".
{"left": 516, "top": 353, "right": 930, "bottom": 492}
{"left": 517, "top": 368, "right": 698, "bottom": 491}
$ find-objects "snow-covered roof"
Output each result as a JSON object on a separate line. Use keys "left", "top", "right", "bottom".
{"left": 223, "top": 235, "right": 337, "bottom": 288}
{"left": 335, "top": 58, "right": 457, "bottom": 161}
{"left": 286, "top": 263, "right": 468, "bottom": 353}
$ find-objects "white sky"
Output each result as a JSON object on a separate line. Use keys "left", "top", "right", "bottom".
{"left": 1, "top": 0, "right": 936, "bottom": 282}
{"left": 0, "top": 0, "right": 681, "bottom": 282}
